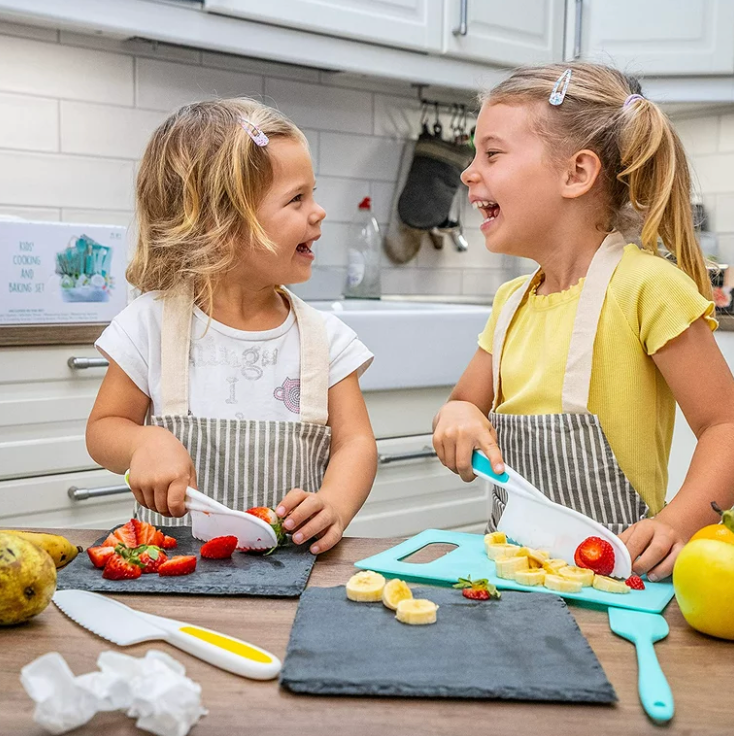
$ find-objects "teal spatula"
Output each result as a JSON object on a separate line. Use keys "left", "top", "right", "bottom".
{"left": 608, "top": 607, "right": 674, "bottom": 723}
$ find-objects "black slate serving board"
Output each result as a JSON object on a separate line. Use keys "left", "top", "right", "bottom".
{"left": 57, "top": 526, "right": 316, "bottom": 597}
{"left": 280, "top": 586, "right": 616, "bottom": 702}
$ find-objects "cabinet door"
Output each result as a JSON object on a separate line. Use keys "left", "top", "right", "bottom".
{"left": 580, "top": 0, "right": 734, "bottom": 75}
{"left": 443, "top": 0, "right": 565, "bottom": 66}
{"left": 204, "top": 0, "right": 443, "bottom": 53}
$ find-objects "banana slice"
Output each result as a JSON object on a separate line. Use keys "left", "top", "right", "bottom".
{"left": 592, "top": 575, "right": 631, "bottom": 594}
{"left": 558, "top": 565, "right": 595, "bottom": 587}
{"left": 544, "top": 574, "right": 583, "bottom": 593}
{"left": 526, "top": 549, "right": 550, "bottom": 568}
{"left": 346, "top": 570, "right": 386, "bottom": 602}
{"left": 486, "top": 543, "right": 520, "bottom": 560}
{"left": 396, "top": 598, "right": 438, "bottom": 625}
{"left": 382, "top": 578, "right": 413, "bottom": 610}
{"left": 514, "top": 569, "right": 546, "bottom": 586}
{"left": 542, "top": 558, "right": 568, "bottom": 574}
{"left": 495, "top": 555, "right": 529, "bottom": 580}
{"left": 484, "top": 531, "right": 507, "bottom": 546}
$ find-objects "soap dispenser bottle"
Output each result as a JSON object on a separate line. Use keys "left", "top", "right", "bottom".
{"left": 345, "top": 196, "right": 381, "bottom": 299}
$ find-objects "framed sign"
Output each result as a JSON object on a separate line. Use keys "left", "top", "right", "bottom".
{"left": 0, "top": 220, "right": 127, "bottom": 325}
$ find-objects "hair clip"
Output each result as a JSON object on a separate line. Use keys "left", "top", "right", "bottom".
{"left": 241, "top": 118, "right": 269, "bottom": 147}
{"left": 549, "top": 68, "right": 572, "bottom": 106}
{"left": 624, "top": 93, "right": 644, "bottom": 108}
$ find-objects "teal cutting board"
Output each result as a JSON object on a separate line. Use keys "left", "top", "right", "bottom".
{"left": 355, "top": 529, "right": 675, "bottom": 614}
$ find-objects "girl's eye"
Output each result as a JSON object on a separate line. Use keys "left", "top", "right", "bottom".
{"left": 290, "top": 193, "right": 303, "bottom": 203}
{"left": 485, "top": 150, "right": 499, "bottom": 160}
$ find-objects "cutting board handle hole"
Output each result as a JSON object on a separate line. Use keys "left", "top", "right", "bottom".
{"left": 399, "top": 543, "right": 458, "bottom": 565}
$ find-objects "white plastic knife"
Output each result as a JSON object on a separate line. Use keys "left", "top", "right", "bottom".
{"left": 472, "top": 450, "right": 632, "bottom": 578}
{"left": 53, "top": 590, "right": 281, "bottom": 680}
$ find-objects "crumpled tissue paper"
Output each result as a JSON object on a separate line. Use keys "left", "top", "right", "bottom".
{"left": 20, "top": 649, "right": 208, "bottom": 736}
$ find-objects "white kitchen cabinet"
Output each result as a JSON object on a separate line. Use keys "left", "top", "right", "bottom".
{"left": 204, "top": 0, "right": 444, "bottom": 54}
{"left": 443, "top": 0, "right": 565, "bottom": 66}
{"left": 576, "top": 0, "right": 734, "bottom": 76}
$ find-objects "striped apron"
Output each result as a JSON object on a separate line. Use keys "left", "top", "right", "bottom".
{"left": 487, "top": 232, "right": 648, "bottom": 535}
{"left": 136, "top": 287, "right": 332, "bottom": 527}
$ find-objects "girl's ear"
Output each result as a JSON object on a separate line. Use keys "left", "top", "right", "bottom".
{"left": 561, "top": 149, "right": 602, "bottom": 199}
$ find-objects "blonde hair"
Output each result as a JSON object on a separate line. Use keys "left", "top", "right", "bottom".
{"left": 483, "top": 62, "right": 711, "bottom": 298}
{"left": 127, "top": 98, "right": 308, "bottom": 311}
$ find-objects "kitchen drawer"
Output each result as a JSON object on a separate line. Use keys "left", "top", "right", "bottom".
{"left": 0, "top": 467, "right": 133, "bottom": 529}
{"left": 0, "top": 345, "right": 107, "bottom": 480}
{"left": 345, "top": 434, "right": 489, "bottom": 538}
{"left": 364, "top": 387, "right": 449, "bottom": 440}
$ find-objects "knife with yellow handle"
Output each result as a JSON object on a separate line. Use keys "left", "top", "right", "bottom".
{"left": 53, "top": 590, "right": 281, "bottom": 680}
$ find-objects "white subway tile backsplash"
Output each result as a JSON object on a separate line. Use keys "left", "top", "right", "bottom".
{"left": 690, "top": 153, "right": 734, "bottom": 194}
{"left": 381, "top": 266, "right": 463, "bottom": 295}
{"left": 0, "top": 205, "right": 61, "bottom": 221}
{"left": 201, "top": 51, "right": 321, "bottom": 83}
{"left": 369, "top": 181, "right": 397, "bottom": 226}
{"left": 265, "top": 77, "right": 372, "bottom": 134}
{"left": 673, "top": 115, "right": 719, "bottom": 156}
{"left": 461, "top": 268, "right": 510, "bottom": 297}
{"left": 0, "top": 36, "right": 133, "bottom": 105}
{"left": 0, "top": 21, "right": 58, "bottom": 42}
{"left": 60, "top": 101, "right": 165, "bottom": 159}
{"left": 319, "top": 132, "right": 403, "bottom": 181}
{"left": 62, "top": 209, "right": 135, "bottom": 227}
{"left": 59, "top": 32, "right": 203, "bottom": 64}
{"left": 718, "top": 113, "right": 734, "bottom": 153}
{"left": 302, "top": 129, "right": 319, "bottom": 172}
{"left": 314, "top": 222, "right": 349, "bottom": 267}
{"left": 317, "top": 177, "right": 370, "bottom": 223}
{"left": 136, "top": 58, "right": 263, "bottom": 111}
{"left": 713, "top": 194, "right": 734, "bottom": 232}
{"left": 0, "top": 151, "right": 134, "bottom": 210}
{"left": 0, "top": 93, "right": 58, "bottom": 152}
{"left": 319, "top": 71, "right": 416, "bottom": 97}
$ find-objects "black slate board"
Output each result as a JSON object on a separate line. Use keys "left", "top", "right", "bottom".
{"left": 280, "top": 586, "right": 616, "bottom": 702}
{"left": 57, "top": 526, "right": 316, "bottom": 597}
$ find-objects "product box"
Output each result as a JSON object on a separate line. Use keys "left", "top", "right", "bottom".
{"left": 0, "top": 220, "right": 127, "bottom": 325}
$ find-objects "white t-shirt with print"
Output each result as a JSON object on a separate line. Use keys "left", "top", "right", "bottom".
{"left": 95, "top": 291, "right": 373, "bottom": 421}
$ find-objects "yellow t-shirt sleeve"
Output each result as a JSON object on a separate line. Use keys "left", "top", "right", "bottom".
{"left": 478, "top": 276, "right": 529, "bottom": 354}
{"left": 612, "top": 248, "right": 717, "bottom": 356}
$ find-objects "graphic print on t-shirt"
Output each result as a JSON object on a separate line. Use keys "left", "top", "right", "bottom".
{"left": 190, "top": 335, "right": 279, "bottom": 380}
{"left": 274, "top": 377, "right": 301, "bottom": 414}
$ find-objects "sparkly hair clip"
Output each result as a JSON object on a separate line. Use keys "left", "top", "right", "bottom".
{"left": 549, "top": 68, "right": 572, "bottom": 106}
{"left": 241, "top": 118, "right": 269, "bottom": 147}
{"left": 624, "top": 93, "right": 645, "bottom": 108}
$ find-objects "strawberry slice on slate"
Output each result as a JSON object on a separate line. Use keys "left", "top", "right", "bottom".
{"left": 158, "top": 555, "right": 197, "bottom": 576}
{"left": 87, "top": 545, "right": 116, "bottom": 569}
{"left": 200, "top": 536, "right": 238, "bottom": 559}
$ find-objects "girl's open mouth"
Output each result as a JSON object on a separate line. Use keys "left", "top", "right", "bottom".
{"left": 296, "top": 242, "right": 314, "bottom": 259}
{"left": 472, "top": 199, "right": 500, "bottom": 227}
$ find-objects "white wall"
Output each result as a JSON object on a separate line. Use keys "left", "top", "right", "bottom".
{"left": 0, "top": 20, "right": 518, "bottom": 300}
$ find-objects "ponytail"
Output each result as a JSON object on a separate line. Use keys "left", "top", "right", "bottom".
{"left": 618, "top": 99, "right": 712, "bottom": 299}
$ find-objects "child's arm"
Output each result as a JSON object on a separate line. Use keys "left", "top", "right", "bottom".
{"left": 275, "top": 371, "right": 377, "bottom": 554}
{"left": 86, "top": 355, "right": 196, "bottom": 517}
{"left": 432, "top": 347, "right": 506, "bottom": 480}
{"left": 619, "top": 317, "right": 734, "bottom": 580}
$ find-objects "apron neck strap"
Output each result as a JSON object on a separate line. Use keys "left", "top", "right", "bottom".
{"left": 160, "top": 286, "right": 330, "bottom": 425}
{"left": 491, "top": 232, "right": 626, "bottom": 414}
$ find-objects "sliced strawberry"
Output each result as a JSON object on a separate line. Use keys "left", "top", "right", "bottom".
{"left": 131, "top": 519, "right": 164, "bottom": 547}
{"left": 200, "top": 535, "right": 238, "bottom": 559}
{"left": 574, "top": 536, "right": 615, "bottom": 576}
{"left": 112, "top": 519, "right": 138, "bottom": 548}
{"left": 102, "top": 546, "right": 144, "bottom": 580}
{"left": 158, "top": 555, "right": 197, "bottom": 576}
{"left": 625, "top": 574, "right": 646, "bottom": 590}
{"left": 87, "top": 545, "right": 116, "bottom": 569}
{"left": 136, "top": 545, "right": 168, "bottom": 574}
{"left": 246, "top": 506, "right": 286, "bottom": 546}
{"left": 453, "top": 576, "right": 500, "bottom": 601}
{"left": 101, "top": 533, "right": 120, "bottom": 548}
{"left": 160, "top": 535, "right": 178, "bottom": 550}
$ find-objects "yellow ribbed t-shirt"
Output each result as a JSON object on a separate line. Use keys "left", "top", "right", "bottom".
{"left": 478, "top": 244, "right": 716, "bottom": 513}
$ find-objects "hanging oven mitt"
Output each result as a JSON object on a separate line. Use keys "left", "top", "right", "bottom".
{"left": 397, "top": 130, "right": 473, "bottom": 230}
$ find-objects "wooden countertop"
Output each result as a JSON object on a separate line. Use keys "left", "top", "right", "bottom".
{"left": 2, "top": 530, "right": 731, "bottom": 736}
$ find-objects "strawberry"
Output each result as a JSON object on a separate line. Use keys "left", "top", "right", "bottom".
{"left": 160, "top": 535, "right": 178, "bottom": 550}
{"left": 132, "top": 519, "right": 165, "bottom": 547}
{"left": 87, "top": 545, "right": 116, "bottom": 569}
{"left": 625, "top": 574, "right": 646, "bottom": 590}
{"left": 135, "top": 545, "right": 168, "bottom": 574}
{"left": 246, "top": 506, "right": 286, "bottom": 547}
{"left": 101, "top": 533, "right": 121, "bottom": 548}
{"left": 200, "top": 535, "right": 238, "bottom": 559}
{"left": 158, "top": 555, "right": 197, "bottom": 576}
{"left": 453, "top": 576, "right": 501, "bottom": 601}
{"left": 574, "top": 536, "right": 615, "bottom": 576}
{"left": 113, "top": 519, "right": 139, "bottom": 547}
{"left": 102, "top": 545, "right": 144, "bottom": 580}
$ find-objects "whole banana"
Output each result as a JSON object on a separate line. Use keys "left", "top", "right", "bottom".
{"left": 0, "top": 530, "right": 82, "bottom": 569}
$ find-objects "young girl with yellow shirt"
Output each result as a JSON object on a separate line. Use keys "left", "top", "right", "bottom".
{"left": 433, "top": 63, "right": 734, "bottom": 582}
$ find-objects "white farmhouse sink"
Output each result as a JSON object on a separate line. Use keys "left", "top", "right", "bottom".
{"left": 308, "top": 299, "right": 492, "bottom": 391}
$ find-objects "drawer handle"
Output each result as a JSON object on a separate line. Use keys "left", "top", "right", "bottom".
{"left": 68, "top": 484, "right": 130, "bottom": 501}
{"left": 378, "top": 448, "right": 438, "bottom": 465}
{"left": 452, "top": 0, "right": 468, "bottom": 36}
{"left": 68, "top": 357, "right": 109, "bottom": 370}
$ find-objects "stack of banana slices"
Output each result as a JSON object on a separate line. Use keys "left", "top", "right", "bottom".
{"left": 485, "top": 532, "right": 630, "bottom": 594}
{"left": 345, "top": 570, "right": 439, "bottom": 624}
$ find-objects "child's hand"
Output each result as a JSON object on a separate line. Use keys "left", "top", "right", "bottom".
{"left": 618, "top": 518, "right": 687, "bottom": 582}
{"left": 276, "top": 489, "right": 344, "bottom": 555}
{"left": 127, "top": 427, "right": 197, "bottom": 518}
{"left": 433, "top": 400, "right": 504, "bottom": 481}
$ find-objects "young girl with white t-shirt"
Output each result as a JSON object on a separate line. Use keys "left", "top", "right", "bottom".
{"left": 87, "top": 98, "right": 377, "bottom": 555}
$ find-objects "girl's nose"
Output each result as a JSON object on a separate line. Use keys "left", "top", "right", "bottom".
{"left": 310, "top": 203, "right": 326, "bottom": 224}
{"left": 461, "top": 161, "right": 479, "bottom": 186}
